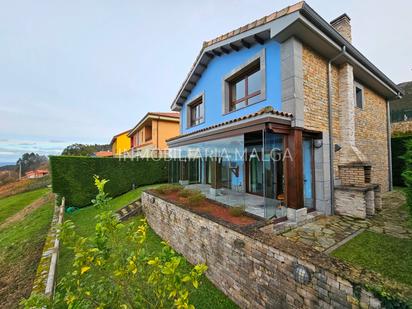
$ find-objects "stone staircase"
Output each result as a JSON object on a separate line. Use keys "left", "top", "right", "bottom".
{"left": 115, "top": 198, "right": 142, "bottom": 221}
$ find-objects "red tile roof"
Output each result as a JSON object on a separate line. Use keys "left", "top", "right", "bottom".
{"left": 167, "top": 106, "right": 293, "bottom": 143}
{"left": 148, "top": 112, "right": 180, "bottom": 118}
{"left": 94, "top": 151, "right": 113, "bottom": 157}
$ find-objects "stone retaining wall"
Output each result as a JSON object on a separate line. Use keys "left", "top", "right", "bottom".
{"left": 31, "top": 197, "right": 64, "bottom": 298}
{"left": 142, "top": 192, "right": 385, "bottom": 308}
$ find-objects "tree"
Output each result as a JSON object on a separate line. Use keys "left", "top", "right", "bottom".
{"left": 16, "top": 153, "right": 48, "bottom": 175}
{"left": 61, "top": 143, "right": 111, "bottom": 156}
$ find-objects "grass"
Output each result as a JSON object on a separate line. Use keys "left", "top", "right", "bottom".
{"left": 57, "top": 185, "right": 237, "bottom": 309}
{"left": 0, "top": 200, "right": 54, "bottom": 308}
{"left": 0, "top": 187, "right": 49, "bottom": 223}
{"left": 332, "top": 231, "right": 412, "bottom": 286}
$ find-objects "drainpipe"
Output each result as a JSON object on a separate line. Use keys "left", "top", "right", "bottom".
{"left": 327, "top": 46, "right": 346, "bottom": 215}
{"left": 386, "top": 100, "right": 393, "bottom": 191}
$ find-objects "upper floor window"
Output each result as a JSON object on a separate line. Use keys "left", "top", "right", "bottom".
{"left": 229, "top": 61, "right": 262, "bottom": 111}
{"left": 187, "top": 94, "right": 204, "bottom": 128}
{"left": 354, "top": 82, "right": 364, "bottom": 109}
{"left": 223, "top": 50, "right": 266, "bottom": 113}
{"left": 145, "top": 125, "right": 152, "bottom": 142}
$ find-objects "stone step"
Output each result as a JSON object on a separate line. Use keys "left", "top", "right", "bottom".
{"left": 115, "top": 199, "right": 143, "bottom": 222}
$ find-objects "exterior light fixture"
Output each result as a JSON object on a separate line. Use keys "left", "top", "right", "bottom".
{"left": 334, "top": 144, "right": 342, "bottom": 152}
{"left": 293, "top": 264, "right": 311, "bottom": 284}
{"left": 314, "top": 140, "right": 323, "bottom": 148}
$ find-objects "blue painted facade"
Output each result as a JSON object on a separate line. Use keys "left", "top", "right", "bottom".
{"left": 180, "top": 39, "right": 282, "bottom": 134}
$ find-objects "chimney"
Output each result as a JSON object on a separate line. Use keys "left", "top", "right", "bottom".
{"left": 330, "top": 13, "right": 352, "bottom": 43}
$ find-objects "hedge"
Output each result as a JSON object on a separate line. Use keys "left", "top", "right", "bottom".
{"left": 50, "top": 156, "right": 168, "bottom": 207}
{"left": 391, "top": 134, "right": 412, "bottom": 187}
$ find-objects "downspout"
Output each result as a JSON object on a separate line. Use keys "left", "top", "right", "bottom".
{"left": 327, "top": 46, "right": 346, "bottom": 215}
{"left": 386, "top": 100, "right": 393, "bottom": 191}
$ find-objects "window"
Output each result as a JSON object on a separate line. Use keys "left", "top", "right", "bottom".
{"left": 145, "top": 125, "right": 152, "bottom": 142}
{"left": 187, "top": 95, "right": 204, "bottom": 127}
{"left": 354, "top": 82, "right": 364, "bottom": 109}
{"left": 223, "top": 50, "right": 266, "bottom": 113}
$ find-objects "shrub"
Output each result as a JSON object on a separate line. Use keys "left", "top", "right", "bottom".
{"left": 50, "top": 156, "right": 168, "bottom": 207}
{"left": 229, "top": 205, "right": 245, "bottom": 217}
{"left": 392, "top": 135, "right": 412, "bottom": 187}
{"left": 187, "top": 192, "right": 205, "bottom": 207}
{"left": 155, "top": 184, "right": 183, "bottom": 195}
{"left": 401, "top": 139, "right": 412, "bottom": 214}
{"left": 22, "top": 177, "right": 207, "bottom": 309}
{"left": 178, "top": 188, "right": 193, "bottom": 198}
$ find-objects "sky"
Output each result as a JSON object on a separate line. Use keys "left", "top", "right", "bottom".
{"left": 0, "top": 0, "right": 411, "bottom": 163}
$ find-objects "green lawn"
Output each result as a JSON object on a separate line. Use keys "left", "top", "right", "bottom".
{"left": 57, "top": 185, "right": 237, "bottom": 309}
{"left": 0, "top": 200, "right": 54, "bottom": 308}
{"left": 0, "top": 187, "right": 49, "bottom": 223}
{"left": 332, "top": 231, "right": 412, "bottom": 286}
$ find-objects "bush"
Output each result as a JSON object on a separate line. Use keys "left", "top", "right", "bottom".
{"left": 50, "top": 156, "right": 168, "bottom": 207}
{"left": 178, "top": 188, "right": 193, "bottom": 198}
{"left": 22, "top": 177, "right": 207, "bottom": 309}
{"left": 392, "top": 134, "right": 412, "bottom": 187}
{"left": 401, "top": 139, "right": 412, "bottom": 214}
{"left": 229, "top": 206, "right": 245, "bottom": 217}
{"left": 155, "top": 184, "right": 183, "bottom": 195}
{"left": 187, "top": 191, "right": 205, "bottom": 207}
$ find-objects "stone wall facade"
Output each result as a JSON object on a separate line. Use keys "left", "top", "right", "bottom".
{"left": 392, "top": 120, "right": 412, "bottom": 134}
{"left": 142, "top": 192, "right": 384, "bottom": 309}
{"left": 302, "top": 44, "right": 390, "bottom": 192}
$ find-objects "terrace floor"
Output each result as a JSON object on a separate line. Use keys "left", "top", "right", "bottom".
{"left": 185, "top": 183, "right": 287, "bottom": 218}
{"left": 280, "top": 190, "right": 412, "bottom": 253}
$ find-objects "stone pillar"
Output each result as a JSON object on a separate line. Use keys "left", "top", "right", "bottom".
{"left": 314, "top": 132, "right": 332, "bottom": 215}
{"left": 281, "top": 37, "right": 304, "bottom": 128}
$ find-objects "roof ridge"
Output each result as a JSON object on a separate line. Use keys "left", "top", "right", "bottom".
{"left": 203, "top": 1, "right": 304, "bottom": 48}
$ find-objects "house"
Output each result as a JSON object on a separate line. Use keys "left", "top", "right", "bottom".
{"left": 127, "top": 112, "right": 180, "bottom": 158}
{"left": 390, "top": 81, "right": 412, "bottom": 134}
{"left": 25, "top": 169, "right": 48, "bottom": 179}
{"left": 110, "top": 129, "right": 132, "bottom": 156}
{"left": 166, "top": 2, "right": 402, "bottom": 220}
{"left": 92, "top": 151, "right": 113, "bottom": 158}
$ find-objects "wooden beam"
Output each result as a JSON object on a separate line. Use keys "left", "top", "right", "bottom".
{"left": 212, "top": 49, "right": 222, "bottom": 56}
{"left": 220, "top": 46, "right": 230, "bottom": 54}
{"left": 285, "top": 128, "right": 304, "bottom": 209}
{"left": 193, "top": 72, "right": 201, "bottom": 78}
{"left": 241, "top": 39, "right": 251, "bottom": 49}
{"left": 198, "top": 63, "right": 207, "bottom": 69}
{"left": 254, "top": 34, "right": 264, "bottom": 45}
{"left": 230, "top": 43, "right": 240, "bottom": 51}
{"left": 205, "top": 52, "right": 214, "bottom": 59}
{"left": 187, "top": 81, "right": 196, "bottom": 86}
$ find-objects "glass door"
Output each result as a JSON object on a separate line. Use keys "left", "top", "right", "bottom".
{"left": 247, "top": 152, "right": 263, "bottom": 195}
{"left": 303, "top": 138, "right": 315, "bottom": 209}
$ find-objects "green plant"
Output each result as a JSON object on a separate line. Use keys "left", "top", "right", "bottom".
{"left": 187, "top": 192, "right": 205, "bottom": 207}
{"left": 50, "top": 156, "right": 168, "bottom": 207}
{"left": 229, "top": 206, "right": 245, "bottom": 217}
{"left": 155, "top": 184, "right": 183, "bottom": 195}
{"left": 401, "top": 139, "right": 412, "bottom": 214}
{"left": 178, "top": 188, "right": 193, "bottom": 198}
{"left": 23, "top": 179, "right": 207, "bottom": 309}
{"left": 91, "top": 175, "right": 112, "bottom": 209}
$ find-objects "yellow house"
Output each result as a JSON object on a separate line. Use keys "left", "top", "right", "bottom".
{"left": 110, "top": 129, "right": 131, "bottom": 156}
{"left": 128, "top": 112, "right": 180, "bottom": 157}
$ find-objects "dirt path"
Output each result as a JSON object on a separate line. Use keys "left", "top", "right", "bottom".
{"left": 0, "top": 193, "right": 53, "bottom": 231}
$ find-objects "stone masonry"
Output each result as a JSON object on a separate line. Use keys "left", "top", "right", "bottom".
{"left": 302, "top": 45, "right": 390, "bottom": 193}
{"left": 142, "top": 192, "right": 389, "bottom": 309}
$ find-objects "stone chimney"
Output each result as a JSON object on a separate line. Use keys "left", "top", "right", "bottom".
{"left": 330, "top": 13, "right": 352, "bottom": 43}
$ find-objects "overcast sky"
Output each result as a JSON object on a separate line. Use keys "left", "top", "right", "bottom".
{"left": 0, "top": 0, "right": 411, "bottom": 163}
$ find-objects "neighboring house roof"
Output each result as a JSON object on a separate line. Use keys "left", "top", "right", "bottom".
{"left": 93, "top": 151, "right": 113, "bottom": 157}
{"left": 128, "top": 112, "right": 180, "bottom": 137}
{"left": 110, "top": 129, "right": 131, "bottom": 145}
{"left": 167, "top": 106, "right": 292, "bottom": 143}
{"left": 171, "top": 1, "right": 401, "bottom": 110}
{"left": 25, "top": 169, "right": 48, "bottom": 176}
